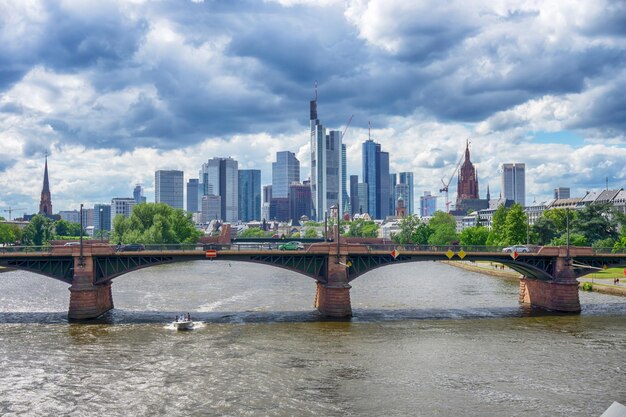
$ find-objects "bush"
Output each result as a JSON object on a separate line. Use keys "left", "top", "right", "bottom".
{"left": 581, "top": 282, "right": 593, "bottom": 291}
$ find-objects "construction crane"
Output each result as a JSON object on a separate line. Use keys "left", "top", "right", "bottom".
{"left": 439, "top": 153, "right": 464, "bottom": 214}
{"left": 1, "top": 207, "right": 25, "bottom": 221}
{"left": 342, "top": 115, "right": 353, "bottom": 139}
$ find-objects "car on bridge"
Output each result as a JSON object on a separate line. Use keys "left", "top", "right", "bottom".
{"left": 278, "top": 241, "right": 305, "bottom": 251}
{"left": 502, "top": 245, "right": 529, "bottom": 253}
{"left": 117, "top": 243, "right": 145, "bottom": 252}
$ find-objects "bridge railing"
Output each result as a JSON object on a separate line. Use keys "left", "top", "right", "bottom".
{"left": 361, "top": 244, "right": 536, "bottom": 253}
{"left": 0, "top": 245, "right": 53, "bottom": 254}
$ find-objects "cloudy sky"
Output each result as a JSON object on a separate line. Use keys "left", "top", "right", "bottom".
{"left": 1, "top": 0, "right": 625, "bottom": 216}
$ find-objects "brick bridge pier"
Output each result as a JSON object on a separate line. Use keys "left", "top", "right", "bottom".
{"left": 67, "top": 245, "right": 114, "bottom": 320}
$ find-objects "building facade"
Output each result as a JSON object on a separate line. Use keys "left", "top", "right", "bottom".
{"left": 420, "top": 191, "right": 437, "bottom": 217}
{"left": 238, "top": 169, "right": 261, "bottom": 222}
{"left": 94, "top": 204, "right": 112, "bottom": 231}
{"left": 186, "top": 179, "right": 199, "bottom": 213}
{"left": 456, "top": 142, "right": 479, "bottom": 208}
{"left": 309, "top": 93, "right": 343, "bottom": 221}
{"left": 289, "top": 183, "right": 312, "bottom": 223}
{"left": 155, "top": 170, "right": 184, "bottom": 209}
{"left": 133, "top": 184, "right": 146, "bottom": 204}
{"left": 111, "top": 198, "right": 136, "bottom": 218}
{"left": 362, "top": 138, "right": 390, "bottom": 219}
{"left": 502, "top": 163, "right": 526, "bottom": 206}
{"left": 554, "top": 187, "right": 570, "bottom": 200}
{"left": 199, "top": 157, "right": 239, "bottom": 222}
{"left": 399, "top": 172, "right": 414, "bottom": 215}
{"left": 38, "top": 155, "right": 53, "bottom": 216}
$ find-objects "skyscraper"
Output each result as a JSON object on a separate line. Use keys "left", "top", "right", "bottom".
{"left": 502, "top": 163, "right": 526, "bottom": 206}
{"left": 272, "top": 151, "right": 300, "bottom": 198}
{"left": 186, "top": 179, "right": 199, "bottom": 213}
{"left": 289, "top": 183, "right": 312, "bottom": 222}
{"left": 309, "top": 90, "right": 343, "bottom": 221}
{"left": 133, "top": 184, "right": 146, "bottom": 204}
{"left": 554, "top": 187, "right": 570, "bottom": 200}
{"left": 155, "top": 170, "right": 184, "bottom": 209}
{"left": 342, "top": 143, "right": 349, "bottom": 213}
{"left": 350, "top": 175, "right": 359, "bottom": 216}
{"left": 399, "top": 172, "right": 414, "bottom": 215}
{"left": 420, "top": 191, "right": 437, "bottom": 217}
{"left": 389, "top": 173, "right": 397, "bottom": 216}
{"left": 94, "top": 204, "right": 112, "bottom": 231}
{"left": 38, "top": 154, "right": 52, "bottom": 216}
{"left": 238, "top": 169, "right": 261, "bottom": 222}
{"left": 362, "top": 138, "right": 390, "bottom": 219}
{"left": 199, "top": 157, "right": 239, "bottom": 222}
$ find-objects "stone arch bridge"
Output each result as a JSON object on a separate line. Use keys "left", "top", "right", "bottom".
{"left": 1, "top": 242, "right": 623, "bottom": 320}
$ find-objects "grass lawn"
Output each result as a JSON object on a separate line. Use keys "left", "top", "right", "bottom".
{"left": 586, "top": 267, "right": 626, "bottom": 280}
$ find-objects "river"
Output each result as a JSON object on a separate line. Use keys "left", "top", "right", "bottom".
{"left": 1, "top": 261, "right": 625, "bottom": 416}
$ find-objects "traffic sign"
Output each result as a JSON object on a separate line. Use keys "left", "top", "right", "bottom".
{"left": 457, "top": 250, "right": 466, "bottom": 259}
{"left": 391, "top": 249, "right": 400, "bottom": 259}
{"left": 510, "top": 251, "right": 519, "bottom": 260}
{"left": 205, "top": 250, "right": 217, "bottom": 258}
{"left": 445, "top": 250, "right": 454, "bottom": 259}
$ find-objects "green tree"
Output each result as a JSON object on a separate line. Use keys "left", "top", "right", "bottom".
{"left": 427, "top": 211, "right": 458, "bottom": 246}
{"left": 304, "top": 228, "right": 319, "bottom": 238}
{"left": 344, "top": 219, "right": 379, "bottom": 237}
{"left": 0, "top": 223, "right": 22, "bottom": 244}
{"left": 571, "top": 203, "right": 619, "bottom": 244}
{"left": 110, "top": 203, "right": 202, "bottom": 244}
{"left": 53, "top": 219, "right": 83, "bottom": 237}
{"left": 459, "top": 225, "right": 489, "bottom": 246}
{"left": 550, "top": 233, "right": 588, "bottom": 247}
{"left": 502, "top": 204, "right": 528, "bottom": 245}
{"left": 22, "top": 215, "right": 54, "bottom": 246}
{"left": 531, "top": 215, "right": 557, "bottom": 245}
{"left": 239, "top": 227, "right": 271, "bottom": 238}
{"left": 486, "top": 205, "right": 507, "bottom": 246}
{"left": 392, "top": 215, "right": 432, "bottom": 244}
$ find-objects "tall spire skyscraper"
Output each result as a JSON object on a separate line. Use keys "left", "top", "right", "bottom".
{"left": 456, "top": 140, "right": 479, "bottom": 207}
{"left": 38, "top": 154, "right": 53, "bottom": 216}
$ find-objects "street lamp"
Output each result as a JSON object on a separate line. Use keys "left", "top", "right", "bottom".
{"left": 330, "top": 204, "right": 340, "bottom": 263}
{"left": 79, "top": 203, "right": 85, "bottom": 267}
{"left": 566, "top": 208, "right": 570, "bottom": 259}
{"left": 99, "top": 208, "right": 103, "bottom": 242}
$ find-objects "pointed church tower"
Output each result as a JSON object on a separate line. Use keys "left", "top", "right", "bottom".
{"left": 456, "top": 140, "right": 479, "bottom": 208}
{"left": 38, "top": 154, "right": 53, "bottom": 216}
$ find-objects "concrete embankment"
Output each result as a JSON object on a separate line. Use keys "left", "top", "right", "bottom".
{"left": 444, "top": 261, "right": 626, "bottom": 297}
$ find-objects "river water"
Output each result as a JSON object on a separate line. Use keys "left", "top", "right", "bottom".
{"left": 1, "top": 261, "right": 625, "bottom": 417}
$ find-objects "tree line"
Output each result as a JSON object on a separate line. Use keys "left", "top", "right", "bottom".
{"left": 392, "top": 202, "right": 626, "bottom": 250}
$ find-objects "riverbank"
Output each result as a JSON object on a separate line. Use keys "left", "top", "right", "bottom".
{"left": 0, "top": 267, "right": 15, "bottom": 274}
{"left": 444, "top": 261, "right": 626, "bottom": 297}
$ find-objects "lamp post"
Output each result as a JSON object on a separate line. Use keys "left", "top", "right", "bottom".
{"left": 99, "top": 208, "right": 103, "bottom": 242}
{"left": 324, "top": 211, "right": 328, "bottom": 242}
{"left": 79, "top": 203, "right": 85, "bottom": 267}
{"left": 330, "top": 204, "right": 340, "bottom": 263}
{"left": 566, "top": 208, "right": 570, "bottom": 259}
{"left": 526, "top": 213, "right": 530, "bottom": 245}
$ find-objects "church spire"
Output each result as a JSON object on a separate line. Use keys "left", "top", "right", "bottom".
{"left": 38, "top": 153, "right": 52, "bottom": 216}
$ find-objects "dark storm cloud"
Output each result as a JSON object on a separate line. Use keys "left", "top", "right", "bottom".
{"left": 2, "top": 0, "right": 626, "bottom": 156}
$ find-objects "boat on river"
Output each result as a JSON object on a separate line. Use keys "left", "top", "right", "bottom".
{"left": 173, "top": 314, "right": 194, "bottom": 331}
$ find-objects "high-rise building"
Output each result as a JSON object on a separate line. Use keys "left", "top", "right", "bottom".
{"left": 399, "top": 172, "right": 414, "bottom": 215}
{"left": 289, "top": 183, "right": 312, "bottom": 222}
{"left": 357, "top": 182, "right": 368, "bottom": 215}
{"left": 309, "top": 91, "right": 343, "bottom": 221}
{"left": 502, "top": 163, "right": 526, "bottom": 206}
{"left": 201, "top": 195, "right": 221, "bottom": 223}
{"left": 554, "top": 187, "right": 570, "bottom": 200}
{"left": 38, "top": 154, "right": 53, "bottom": 216}
{"left": 420, "top": 191, "right": 437, "bottom": 217}
{"left": 456, "top": 141, "right": 479, "bottom": 208}
{"left": 362, "top": 138, "right": 390, "bottom": 219}
{"left": 238, "top": 170, "right": 261, "bottom": 222}
{"left": 389, "top": 173, "right": 397, "bottom": 216}
{"left": 272, "top": 151, "right": 299, "bottom": 199}
{"left": 94, "top": 204, "right": 112, "bottom": 231}
{"left": 186, "top": 179, "right": 199, "bottom": 213}
{"left": 350, "top": 175, "right": 359, "bottom": 216}
{"left": 199, "top": 157, "right": 239, "bottom": 222}
{"left": 395, "top": 182, "right": 410, "bottom": 212}
{"left": 59, "top": 210, "right": 80, "bottom": 223}
{"left": 133, "top": 184, "right": 146, "bottom": 204}
{"left": 155, "top": 170, "right": 184, "bottom": 209}
{"left": 111, "top": 198, "right": 136, "bottom": 218}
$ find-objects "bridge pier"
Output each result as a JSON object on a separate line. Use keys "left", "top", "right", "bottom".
{"left": 68, "top": 251, "right": 114, "bottom": 320}
{"left": 314, "top": 244, "right": 352, "bottom": 318}
{"left": 519, "top": 256, "right": 581, "bottom": 313}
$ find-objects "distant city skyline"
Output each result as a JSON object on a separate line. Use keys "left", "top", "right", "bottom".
{"left": 1, "top": 2, "right": 625, "bottom": 214}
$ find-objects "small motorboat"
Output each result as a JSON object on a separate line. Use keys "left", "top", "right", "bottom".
{"left": 173, "top": 314, "right": 194, "bottom": 331}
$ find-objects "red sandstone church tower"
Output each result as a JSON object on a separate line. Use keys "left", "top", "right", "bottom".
{"left": 456, "top": 140, "right": 479, "bottom": 207}
{"left": 38, "top": 154, "right": 53, "bottom": 216}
